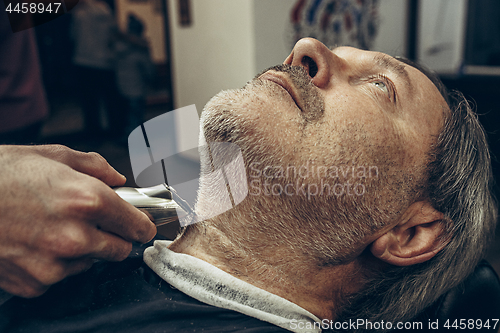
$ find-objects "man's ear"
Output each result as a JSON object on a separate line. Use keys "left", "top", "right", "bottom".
{"left": 370, "top": 201, "right": 448, "bottom": 266}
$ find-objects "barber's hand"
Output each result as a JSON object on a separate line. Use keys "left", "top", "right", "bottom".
{"left": 0, "top": 145, "right": 156, "bottom": 298}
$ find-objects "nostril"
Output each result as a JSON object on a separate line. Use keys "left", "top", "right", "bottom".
{"left": 301, "top": 56, "right": 318, "bottom": 78}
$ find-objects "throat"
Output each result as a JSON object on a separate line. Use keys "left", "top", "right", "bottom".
{"left": 169, "top": 221, "right": 362, "bottom": 322}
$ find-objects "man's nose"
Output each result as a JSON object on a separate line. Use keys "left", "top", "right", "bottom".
{"left": 284, "top": 38, "right": 339, "bottom": 89}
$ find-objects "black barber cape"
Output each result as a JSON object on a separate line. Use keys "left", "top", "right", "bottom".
{"left": 0, "top": 237, "right": 288, "bottom": 333}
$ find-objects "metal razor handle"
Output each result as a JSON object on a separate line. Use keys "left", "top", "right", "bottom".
{"left": 114, "top": 184, "right": 189, "bottom": 226}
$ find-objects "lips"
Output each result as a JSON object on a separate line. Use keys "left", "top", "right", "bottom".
{"left": 259, "top": 72, "right": 303, "bottom": 112}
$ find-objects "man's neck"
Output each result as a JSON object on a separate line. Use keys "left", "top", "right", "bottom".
{"left": 168, "top": 222, "right": 364, "bottom": 321}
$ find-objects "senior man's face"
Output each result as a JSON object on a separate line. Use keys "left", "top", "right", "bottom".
{"left": 199, "top": 38, "right": 447, "bottom": 264}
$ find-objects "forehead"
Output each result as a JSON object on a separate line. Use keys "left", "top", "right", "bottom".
{"left": 332, "top": 46, "right": 447, "bottom": 135}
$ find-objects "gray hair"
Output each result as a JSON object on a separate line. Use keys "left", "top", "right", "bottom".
{"left": 337, "top": 63, "right": 498, "bottom": 330}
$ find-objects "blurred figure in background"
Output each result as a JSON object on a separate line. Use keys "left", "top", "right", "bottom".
{"left": 115, "top": 14, "right": 154, "bottom": 141}
{"left": 0, "top": 5, "right": 49, "bottom": 145}
{"left": 71, "top": 0, "right": 125, "bottom": 141}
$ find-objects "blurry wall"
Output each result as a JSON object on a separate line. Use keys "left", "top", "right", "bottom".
{"left": 167, "top": 0, "right": 255, "bottom": 112}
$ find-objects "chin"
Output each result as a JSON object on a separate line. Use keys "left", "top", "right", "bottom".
{"left": 201, "top": 89, "right": 245, "bottom": 143}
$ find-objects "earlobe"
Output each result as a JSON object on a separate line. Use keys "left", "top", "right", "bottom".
{"left": 370, "top": 201, "right": 448, "bottom": 266}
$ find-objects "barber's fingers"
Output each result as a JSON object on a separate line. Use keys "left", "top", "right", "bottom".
{"left": 96, "top": 198, "right": 157, "bottom": 245}
{"left": 35, "top": 221, "right": 127, "bottom": 261}
{"left": 31, "top": 144, "right": 127, "bottom": 187}
{"left": 31, "top": 145, "right": 156, "bottom": 242}
{"left": 25, "top": 258, "right": 95, "bottom": 293}
{"left": 63, "top": 178, "right": 156, "bottom": 244}
{"left": 81, "top": 226, "right": 135, "bottom": 262}
{"left": 2, "top": 219, "right": 139, "bottom": 298}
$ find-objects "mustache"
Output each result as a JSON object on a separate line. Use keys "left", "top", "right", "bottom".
{"left": 254, "top": 64, "right": 325, "bottom": 122}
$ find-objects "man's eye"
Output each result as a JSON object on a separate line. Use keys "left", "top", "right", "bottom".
{"left": 372, "top": 80, "right": 388, "bottom": 94}
{"left": 365, "top": 75, "right": 396, "bottom": 103}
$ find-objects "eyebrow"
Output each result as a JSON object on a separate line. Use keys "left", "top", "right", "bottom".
{"left": 373, "top": 54, "right": 412, "bottom": 92}
{"left": 330, "top": 46, "right": 413, "bottom": 91}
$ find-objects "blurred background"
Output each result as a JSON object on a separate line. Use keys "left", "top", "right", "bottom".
{"left": 1, "top": 0, "right": 500, "bottom": 273}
